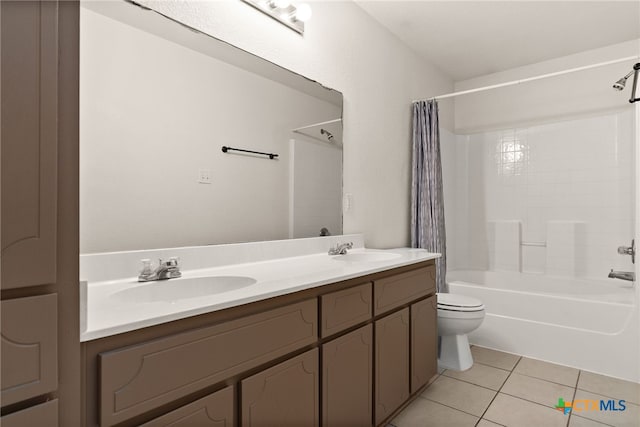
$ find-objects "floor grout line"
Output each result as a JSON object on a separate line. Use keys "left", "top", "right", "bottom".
{"left": 473, "top": 359, "right": 520, "bottom": 372}
{"left": 401, "top": 349, "right": 637, "bottom": 427}
{"left": 498, "top": 390, "right": 576, "bottom": 413}
{"left": 475, "top": 355, "right": 522, "bottom": 425}
{"left": 566, "top": 370, "right": 581, "bottom": 427}
{"left": 440, "top": 371, "right": 508, "bottom": 392}
{"left": 510, "top": 371, "right": 581, "bottom": 389}
{"left": 418, "top": 393, "right": 485, "bottom": 419}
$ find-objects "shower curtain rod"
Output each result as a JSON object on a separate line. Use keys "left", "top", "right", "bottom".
{"left": 291, "top": 118, "right": 342, "bottom": 133}
{"left": 414, "top": 55, "right": 640, "bottom": 103}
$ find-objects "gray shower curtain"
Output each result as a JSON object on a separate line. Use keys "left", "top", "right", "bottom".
{"left": 411, "top": 100, "right": 447, "bottom": 293}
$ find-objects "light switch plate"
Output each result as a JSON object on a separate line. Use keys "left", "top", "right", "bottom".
{"left": 198, "top": 169, "right": 211, "bottom": 184}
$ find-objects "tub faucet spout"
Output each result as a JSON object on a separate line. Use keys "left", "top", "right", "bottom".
{"left": 608, "top": 269, "right": 635, "bottom": 282}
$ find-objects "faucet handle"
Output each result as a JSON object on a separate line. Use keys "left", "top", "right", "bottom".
{"left": 140, "top": 259, "right": 152, "bottom": 274}
{"left": 617, "top": 239, "right": 635, "bottom": 264}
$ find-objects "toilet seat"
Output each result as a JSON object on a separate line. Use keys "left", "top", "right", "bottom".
{"left": 437, "top": 293, "right": 484, "bottom": 312}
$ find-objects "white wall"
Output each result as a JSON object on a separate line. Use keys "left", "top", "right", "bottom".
{"left": 454, "top": 40, "right": 640, "bottom": 133}
{"left": 135, "top": 0, "right": 454, "bottom": 249}
{"left": 80, "top": 8, "right": 342, "bottom": 252}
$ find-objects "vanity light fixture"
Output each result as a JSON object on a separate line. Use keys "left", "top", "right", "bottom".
{"left": 242, "top": 0, "right": 312, "bottom": 35}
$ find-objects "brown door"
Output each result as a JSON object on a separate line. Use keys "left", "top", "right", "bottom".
{"left": 1, "top": 1, "right": 80, "bottom": 425}
{"left": 242, "top": 348, "right": 319, "bottom": 427}
{"left": 375, "top": 308, "right": 409, "bottom": 426}
{"left": 1, "top": 0, "right": 59, "bottom": 290}
{"left": 411, "top": 296, "right": 438, "bottom": 393}
{"left": 322, "top": 324, "right": 373, "bottom": 427}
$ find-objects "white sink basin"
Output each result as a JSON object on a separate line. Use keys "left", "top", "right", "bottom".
{"left": 332, "top": 252, "right": 402, "bottom": 263}
{"left": 111, "top": 276, "right": 257, "bottom": 303}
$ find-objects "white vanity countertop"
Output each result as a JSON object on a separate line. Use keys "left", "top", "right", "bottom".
{"left": 81, "top": 238, "right": 439, "bottom": 341}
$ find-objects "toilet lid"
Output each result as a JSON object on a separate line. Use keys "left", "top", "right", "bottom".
{"left": 437, "top": 293, "right": 484, "bottom": 311}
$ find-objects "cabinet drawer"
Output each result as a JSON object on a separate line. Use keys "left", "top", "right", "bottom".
{"left": 99, "top": 299, "right": 317, "bottom": 426}
{"left": 242, "top": 348, "right": 319, "bottom": 427}
{"left": 321, "top": 282, "right": 372, "bottom": 337}
{"left": 374, "top": 265, "right": 435, "bottom": 315}
{"left": 1, "top": 399, "right": 58, "bottom": 427}
{"left": 140, "top": 386, "right": 234, "bottom": 427}
{"left": 1, "top": 294, "right": 57, "bottom": 406}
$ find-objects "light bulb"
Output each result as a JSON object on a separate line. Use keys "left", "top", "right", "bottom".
{"left": 294, "top": 3, "right": 312, "bottom": 22}
{"left": 272, "top": 0, "right": 291, "bottom": 8}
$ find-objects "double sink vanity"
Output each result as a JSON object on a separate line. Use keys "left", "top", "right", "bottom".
{"left": 80, "top": 235, "right": 440, "bottom": 426}
{"left": 71, "top": 3, "right": 440, "bottom": 426}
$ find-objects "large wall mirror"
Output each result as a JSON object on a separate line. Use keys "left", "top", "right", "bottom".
{"left": 80, "top": 1, "right": 343, "bottom": 253}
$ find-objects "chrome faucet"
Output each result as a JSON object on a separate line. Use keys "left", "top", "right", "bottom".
{"left": 328, "top": 242, "right": 353, "bottom": 255}
{"left": 138, "top": 257, "right": 182, "bottom": 282}
{"left": 608, "top": 269, "right": 635, "bottom": 282}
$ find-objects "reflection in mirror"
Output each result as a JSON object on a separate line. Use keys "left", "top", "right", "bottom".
{"left": 80, "top": 1, "right": 343, "bottom": 253}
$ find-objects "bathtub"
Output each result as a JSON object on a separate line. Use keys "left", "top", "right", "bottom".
{"left": 447, "top": 270, "right": 640, "bottom": 382}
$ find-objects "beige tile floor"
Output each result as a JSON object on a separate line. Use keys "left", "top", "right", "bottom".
{"left": 390, "top": 346, "right": 640, "bottom": 427}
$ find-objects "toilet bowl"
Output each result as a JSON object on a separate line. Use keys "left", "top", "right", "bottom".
{"left": 437, "top": 292, "right": 485, "bottom": 371}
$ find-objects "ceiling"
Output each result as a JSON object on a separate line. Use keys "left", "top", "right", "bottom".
{"left": 355, "top": 1, "right": 640, "bottom": 81}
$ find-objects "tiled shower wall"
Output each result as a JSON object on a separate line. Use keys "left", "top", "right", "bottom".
{"left": 447, "top": 109, "right": 635, "bottom": 279}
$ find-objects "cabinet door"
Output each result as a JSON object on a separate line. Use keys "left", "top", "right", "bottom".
{"left": 375, "top": 308, "right": 409, "bottom": 426}
{"left": 411, "top": 296, "right": 437, "bottom": 393}
{"left": 1, "top": 294, "right": 58, "bottom": 407}
{"left": 242, "top": 348, "right": 319, "bottom": 427}
{"left": 322, "top": 324, "right": 372, "bottom": 427}
{"left": 1, "top": 0, "right": 59, "bottom": 289}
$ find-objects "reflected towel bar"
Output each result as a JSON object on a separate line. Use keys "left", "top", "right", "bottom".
{"left": 221, "top": 146, "right": 278, "bottom": 160}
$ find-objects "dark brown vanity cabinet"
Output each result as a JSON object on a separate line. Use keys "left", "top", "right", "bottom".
{"left": 411, "top": 295, "right": 438, "bottom": 393}
{"left": 242, "top": 349, "right": 320, "bottom": 427}
{"left": 374, "top": 308, "right": 410, "bottom": 425}
{"left": 322, "top": 324, "right": 373, "bottom": 427}
{"left": 83, "top": 261, "right": 437, "bottom": 427}
{"left": 140, "top": 386, "right": 234, "bottom": 427}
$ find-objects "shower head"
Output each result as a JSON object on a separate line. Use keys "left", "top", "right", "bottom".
{"left": 613, "top": 77, "right": 627, "bottom": 91}
{"left": 613, "top": 64, "right": 640, "bottom": 104}
{"left": 320, "top": 128, "right": 334, "bottom": 142}
{"left": 613, "top": 69, "right": 635, "bottom": 91}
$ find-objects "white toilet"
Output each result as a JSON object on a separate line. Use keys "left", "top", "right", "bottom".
{"left": 437, "top": 293, "right": 485, "bottom": 371}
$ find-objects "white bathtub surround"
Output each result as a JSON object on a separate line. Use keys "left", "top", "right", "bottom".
{"left": 487, "top": 220, "right": 521, "bottom": 272}
{"left": 451, "top": 110, "right": 635, "bottom": 279}
{"left": 546, "top": 221, "right": 587, "bottom": 277}
{"left": 80, "top": 234, "right": 439, "bottom": 341}
{"left": 447, "top": 270, "right": 639, "bottom": 382}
